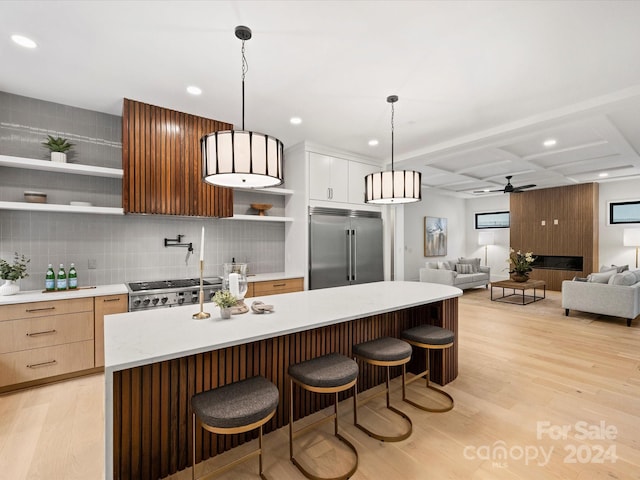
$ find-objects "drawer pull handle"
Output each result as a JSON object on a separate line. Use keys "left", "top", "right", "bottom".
{"left": 272, "top": 283, "right": 286, "bottom": 287}
{"left": 27, "top": 360, "right": 57, "bottom": 369}
{"left": 26, "top": 329, "right": 57, "bottom": 337}
{"left": 103, "top": 298, "right": 121, "bottom": 302}
{"left": 25, "top": 306, "right": 56, "bottom": 313}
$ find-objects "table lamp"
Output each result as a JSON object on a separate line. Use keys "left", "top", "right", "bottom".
{"left": 478, "top": 231, "right": 495, "bottom": 266}
{"left": 623, "top": 228, "right": 640, "bottom": 268}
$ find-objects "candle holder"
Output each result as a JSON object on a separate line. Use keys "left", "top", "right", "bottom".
{"left": 192, "top": 260, "right": 211, "bottom": 320}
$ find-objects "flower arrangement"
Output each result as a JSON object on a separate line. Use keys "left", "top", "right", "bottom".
{"left": 212, "top": 289, "right": 237, "bottom": 308}
{"left": 508, "top": 249, "right": 536, "bottom": 275}
{"left": 0, "top": 252, "right": 30, "bottom": 281}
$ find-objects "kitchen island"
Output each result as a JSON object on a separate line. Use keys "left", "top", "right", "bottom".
{"left": 104, "top": 281, "right": 461, "bottom": 480}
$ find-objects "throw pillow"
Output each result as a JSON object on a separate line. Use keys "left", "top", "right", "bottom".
{"left": 438, "top": 261, "right": 451, "bottom": 270}
{"left": 608, "top": 272, "right": 637, "bottom": 286}
{"left": 611, "top": 264, "right": 629, "bottom": 273}
{"left": 455, "top": 263, "right": 474, "bottom": 274}
{"left": 587, "top": 270, "right": 617, "bottom": 283}
{"left": 426, "top": 262, "right": 439, "bottom": 269}
{"left": 633, "top": 270, "right": 640, "bottom": 283}
{"left": 458, "top": 257, "right": 481, "bottom": 273}
{"left": 572, "top": 277, "right": 588, "bottom": 282}
{"left": 599, "top": 265, "right": 617, "bottom": 273}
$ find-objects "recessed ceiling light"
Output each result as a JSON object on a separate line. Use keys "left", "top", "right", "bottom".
{"left": 290, "top": 117, "right": 302, "bottom": 125}
{"left": 543, "top": 138, "right": 557, "bottom": 147}
{"left": 599, "top": 172, "right": 609, "bottom": 177}
{"left": 368, "top": 139, "right": 379, "bottom": 147}
{"left": 11, "top": 34, "right": 37, "bottom": 49}
{"left": 186, "top": 85, "right": 202, "bottom": 95}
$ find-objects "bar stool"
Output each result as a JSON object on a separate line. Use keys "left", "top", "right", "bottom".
{"left": 191, "top": 376, "right": 279, "bottom": 480}
{"left": 352, "top": 336, "right": 413, "bottom": 442}
{"left": 288, "top": 352, "right": 359, "bottom": 480}
{"left": 401, "top": 324, "right": 454, "bottom": 413}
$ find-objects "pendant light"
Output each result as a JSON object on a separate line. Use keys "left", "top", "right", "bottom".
{"left": 365, "top": 95, "right": 421, "bottom": 204}
{"left": 201, "top": 26, "right": 284, "bottom": 188}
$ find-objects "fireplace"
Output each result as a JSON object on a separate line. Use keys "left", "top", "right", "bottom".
{"left": 532, "top": 255, "right": 583, "bottom": 271}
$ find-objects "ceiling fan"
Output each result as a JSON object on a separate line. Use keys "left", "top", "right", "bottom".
{"left": 474, "top": 175, "right": 536, "bottom": 194}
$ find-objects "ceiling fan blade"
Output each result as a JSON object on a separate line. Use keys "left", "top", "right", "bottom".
{"left": 473, "top": 188, "right": 505, "bottom": 194}
{"left": 515, "top": 184, "right": 536, "bottom": 190}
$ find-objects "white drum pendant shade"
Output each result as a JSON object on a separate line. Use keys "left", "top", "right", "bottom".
{"left": 365, "top": 170, "right": 421, "bottom": 204}
{"left": 202, "top": 129, "right": 283, "bottom": 188}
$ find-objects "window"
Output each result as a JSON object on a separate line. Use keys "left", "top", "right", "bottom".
{"left": 610, "top": 200, "right": 640, "bottom": 224}
{"left": 475, "top": 211, "right": 510, "bottom": 229}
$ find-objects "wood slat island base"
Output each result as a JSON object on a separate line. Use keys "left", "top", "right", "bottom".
{"left": 105, "top": 282, "right": 460, "bottom": 480}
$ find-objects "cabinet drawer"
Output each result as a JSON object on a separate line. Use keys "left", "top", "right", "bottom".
{"left": 0, "top": 297, "right": 93, "bottom": 321}
{"left": 0, "top": 340, "right": 94, "bottom": 387}
{"left": 0, "top": 311, "right": 94, "bottom": 354}
{"left": 252, "top": 278, "right": 304, "bottom": 296}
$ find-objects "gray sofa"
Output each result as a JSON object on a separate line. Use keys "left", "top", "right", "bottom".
{"left": 562, "top": 269, "right": 640, "bottom": 327}
{"left": 419, "top": 258, "right": 490, "bottom": 290}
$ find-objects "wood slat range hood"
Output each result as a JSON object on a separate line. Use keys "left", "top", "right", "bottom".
{"left": 510, "top": 182, "right": 599, "bottom": 291}
{"left": 122, "top": 98, "right": 233, "bottom": 217}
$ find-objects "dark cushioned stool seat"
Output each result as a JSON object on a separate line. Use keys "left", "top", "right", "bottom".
{"left": 191, "top": 376, "right": 279, "bottom": 429}
{"left": 288, "top": 352, "right": 358, "bottom": 388}
{"left": 402, "top": 324, "right": 454, "bottom": 346}
{"left": 353, "top": 337, "right": 412, "bottom": 362}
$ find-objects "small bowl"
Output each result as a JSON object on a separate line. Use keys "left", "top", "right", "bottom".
{"left": 24, "top": 191, "right": 47, "bottom": 203}
{"left": 250, "top": 203, "right": 273, "bottom": 216}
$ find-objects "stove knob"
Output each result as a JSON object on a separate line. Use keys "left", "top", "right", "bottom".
{"left": 178, "top": 297, "right": 185, "bottom": 305}
{"left": 152, "top": 297, "right": 159, "bottom": 305}
{"left": 133, "top": 299, "right": 141, "bottom": 307}
{"left": 142, "top": 298, "right": 150, "bottom": 306}
{"left": 160, "top": 296, "right": 168, "bottom": 304}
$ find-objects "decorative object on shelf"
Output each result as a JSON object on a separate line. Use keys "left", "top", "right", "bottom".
{"left": 250, "top": 203, "right": 272, "bottom": 216}
{"left": 424, "top": 217, "right": 447, "bottom": 257}
{"left": 42, "top": 135, "right": 74, "bottom": 163}
{"left": 24, "top": 191, "right": 47, "bottom": 203}
{"left": 201, "top": 25, "right": 283, "bottom": 189}
{"left": 623, "top": 228, "right": 640, "bottom": 268}
{"left": 365, "top": 95, "right": 421, "bottom": 204}
{"left": 212, "top": 290, "right": 238, "bottom": 319}
{"left": 478, "top": 231, "right": 495, "bottom": 266}
{"left": 0, "top": 252, "right": 30, "bottom": 296}
{"left": 508, "top": 248, "right": 536, "bottom": 282}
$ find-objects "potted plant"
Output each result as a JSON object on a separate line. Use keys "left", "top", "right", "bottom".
{"left": 212, "top": 289, "right": 237, "bottom": 319}
{"left": 42, "top": 135, "right": 74, "bottom": 163}
{"left": 508, "top": 248, "right": 536, "bottom": 282}
{"left": 0, "top": 252, "right": 30, "bottom": 296}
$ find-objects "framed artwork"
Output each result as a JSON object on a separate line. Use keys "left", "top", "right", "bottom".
{"left": 424, "top": 216, "right": 447, "bottom": 256}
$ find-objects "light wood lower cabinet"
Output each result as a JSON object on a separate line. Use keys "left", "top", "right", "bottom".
{"left": 246, "top": 277, "right": 304, "bottom": 297}
{"left": 94, "top": 294, "right": 128, "bottom": 367}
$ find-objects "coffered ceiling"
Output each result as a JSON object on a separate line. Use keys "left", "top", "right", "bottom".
{"left": 2, "top": 1, "right": 640, "bottom": 197}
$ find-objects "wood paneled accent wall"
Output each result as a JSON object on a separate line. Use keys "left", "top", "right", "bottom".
{"left": 122, "top": 99, "right": 233, "bottom": 217}
{"left": 510, "top": 183, "right": 599, "bottom": 290}
{"left": 112, "top": 299, "right": 458, "bottom": 480}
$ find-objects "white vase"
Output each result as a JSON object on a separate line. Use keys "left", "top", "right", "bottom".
{"left": 0, "top": 279, "right": 20, "bottom": 296}
{"left": 51, "top": 152, "right": 67, "bottom": 163}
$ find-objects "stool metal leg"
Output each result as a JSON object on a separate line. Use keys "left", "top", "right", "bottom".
{"left": 353, "top": 363, "right": 412, "bottom": 442}
{"left": 403, "top": 344, "right": 454, "bottom": 413}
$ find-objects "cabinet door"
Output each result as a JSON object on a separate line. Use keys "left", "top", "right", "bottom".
{"left": 348, "top": 161, "right": 379, "bottom": 205}
{"left": 309, "top": 152, "right": 348, "bottom": 203}
{"left": 94, "top": 294, "right": 128, "bottom": 367}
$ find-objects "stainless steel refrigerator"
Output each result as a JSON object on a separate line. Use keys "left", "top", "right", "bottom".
{"left": 309, "top": 207, "right": 384, "bottom": 290}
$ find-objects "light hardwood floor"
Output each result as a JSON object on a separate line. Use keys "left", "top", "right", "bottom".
{"left": 1, "top": 289, "right": 639, "bottom": 479}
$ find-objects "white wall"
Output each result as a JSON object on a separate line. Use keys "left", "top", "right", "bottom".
{"left": 599, "top": 178, "right": 640, "bottom": 268}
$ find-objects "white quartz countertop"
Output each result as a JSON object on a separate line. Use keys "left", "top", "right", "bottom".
{"left": 0, "top": 284, "right": 128, "bottom": 305}
{"left": 247, "top": 272, "right": 304, "bottom": 282}
{"left": 104, "top": 281, "right": 461, "bottom": 373}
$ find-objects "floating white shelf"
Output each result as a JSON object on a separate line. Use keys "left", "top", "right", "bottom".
{"left": 0, "top": 201, "right": 124, "bottom": 215}
{"left": 0, "top": 154, "right": 123, "bottom": 179}
{"left": 234, "top": 186, "right": 294, "bottom": 196}
{"left": 224, "top": 214, "right": 293, "bottom": 222}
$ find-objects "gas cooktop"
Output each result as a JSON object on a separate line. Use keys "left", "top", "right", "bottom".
{"left": 128, "top": 278, "right": 217, "bottom": 292}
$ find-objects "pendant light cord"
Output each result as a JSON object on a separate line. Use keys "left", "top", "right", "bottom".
{"left": 241, "top": 39, "right": 249, "bottom": 130}
{"left": 390, "top": 100, "right": 395, "bottom": 171}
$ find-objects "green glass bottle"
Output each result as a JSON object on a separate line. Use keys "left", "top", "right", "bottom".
{"left": 68, "top": 263, "right": 78, "bottom": 289}
{"left": 56, "top": 264, "right": 67, "bottom": 290}
{"left": 45, "top": 264, "right": 55, "bottom": 291}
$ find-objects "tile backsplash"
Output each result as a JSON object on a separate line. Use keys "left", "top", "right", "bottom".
{"left": 0, "top": 92, "right": 286, "bottom": 291}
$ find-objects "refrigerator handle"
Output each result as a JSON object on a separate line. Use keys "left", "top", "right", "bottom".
{"left": 346, "top": 229, "right": 352, "bottom": 281}
{"left": 352, "top": 229, "right": 357, "bottom": 282}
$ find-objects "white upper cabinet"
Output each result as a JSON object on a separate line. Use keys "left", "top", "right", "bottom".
{"left": 309, "top": 152, "right": 349, "bottom": 203}
{"left": 348, "top": 161, "right": 379, "bottom": 205}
